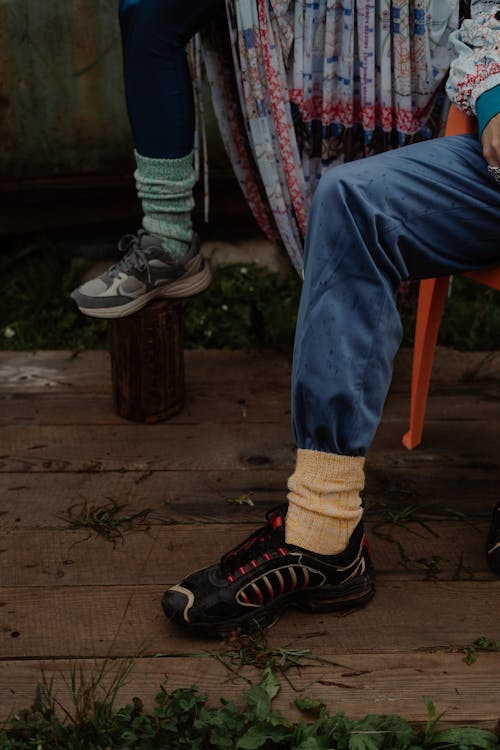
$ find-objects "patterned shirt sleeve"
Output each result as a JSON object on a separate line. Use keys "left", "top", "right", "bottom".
{"left": 446, "top": 0, "right": 500, "bottom": 115}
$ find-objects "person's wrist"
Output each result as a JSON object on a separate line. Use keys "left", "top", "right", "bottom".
{"left": 482, "top": 112, "right": 500, "bottom": 169}
{"left": 477, "top": 86, "right": 500, "bottom": 141}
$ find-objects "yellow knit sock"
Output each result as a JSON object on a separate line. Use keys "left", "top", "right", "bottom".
{"left": 286, "top": 448, "right": 365, "bottom": 555}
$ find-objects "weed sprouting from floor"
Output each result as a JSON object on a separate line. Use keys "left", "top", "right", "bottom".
{"left": 449, "top": 636, "right": 500, "bottom": 665}
{"left": 65, "top": 660, "right": 136, "bottom": 728}
{"left": 225, "top": 493, "right": 255, "bottom": 507}
{"left": 422, "top": 696, "right": 448, "bottom": 743}
{"left": 2, "top": 659, "right": 136, "bottom": 748}
{"left": 411, "top": 555, "right": 446, "bottom": 580}
{"left": 2, "top": 663, "right": 499, "bottom": 749}
{"left": 369, "top": 503, "right": 481, "bottom": 577}
{"left": 215, "top": 630, "right": 358, "bottom": 694}
{"left": 452, "top": 551, "right": 476, "bottom": 581}
{"left": 370, "top": 503, "right": 442, "bottom": 572}
{"left": 61, "top": 499, "right": 151, "bottom": 544}
{"left": 50, "top": 659, "right": 135, "bottom": 729}
{"left": 371, "top": 503, "right": 441, "bottom": 540}
{"left": 220, "top": 630, "right": 311, "bottom": 673}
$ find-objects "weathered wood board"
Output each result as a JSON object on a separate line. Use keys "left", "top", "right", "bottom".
{"left": 0, "top": 348, "right": 498, "bottom": 726}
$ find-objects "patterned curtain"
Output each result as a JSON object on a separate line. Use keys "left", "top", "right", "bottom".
{"left": 202, "top": 1, "right": 459, "bottom": 275}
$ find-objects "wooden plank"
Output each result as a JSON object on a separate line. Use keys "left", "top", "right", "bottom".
{"left": 0, "top": 349, "right": 498, "bottom": 396}
{"left": 0, "top": 461, "right": 496, "bottom": 530}
{"left": 0, "top": 423, "right": 296, "bottom": 473}
{"left": 0, "top": 522, "right": 494, "bottom": 588}
{"left": 1, "top": 346, "right": 498, "bottom": 733}
{"left": 364, "top": 464, "right": 500, "bottom": 516}
{"left": 0, "top": 470, "right": 288, "bottom": 527}
{"left": 2, "top": 652, "right": 500, "bottom": 725}
{"left": 0, "top": 351, "right": 111, "bottom": 393}
{"left": 2, "top": 390, "right": 500, "bottom": 427}
{"left": 0, "top": 582, "right": 498, "bottom": 659}
{"left": 0, "top": 350, "right": 292, "bottom": 394}
{"left": 1, "top": 420, "right": 499, "bottom": 473}
{"left": 0, "top": 384, "right": 292, "bottom": 426}
{"left": 391, "top": 348, "right": 500, "bottom": 386}
{"left": 382, "top": 392, "right": 500, "bottom": 423}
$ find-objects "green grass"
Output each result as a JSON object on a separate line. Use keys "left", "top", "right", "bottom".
{"left": 2, "top": 625, "right": 498, "bottom": 748}
{"left": 0, "top": 241, "right": 108, "bottom": 351}
{"left": 182, "top": 262, "right": 300, "bottom": 351}
{"left": 399, "top": 277, "right": 500, "bottom": 351}
{"left": 2, "top": 663, "right": 499, "bottom": 749}
{"left": 454, "top": 637, "right": 500, "bottom": 666}
{"left": 0, "top": 243, "right": 301, "bottom": 353}
{"left": 60, "top": 499, "right": 152, "bottom": 544}
{"left": 1, "top": 242, "right": 499, "bottom": 352}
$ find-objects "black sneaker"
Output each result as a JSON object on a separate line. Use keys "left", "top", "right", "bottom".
{"left": 162, "top": 505, "right": 375, "bottom": 637}
{"left": 486, "top": 502, "right": 500, "bottom": 576}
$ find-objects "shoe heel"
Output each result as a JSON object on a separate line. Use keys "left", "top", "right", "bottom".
{"left": 158, "top": 261, "right": 212, "bottom": 299}
{"left": 299, "top": 574, "right": 375, "bottom": 613}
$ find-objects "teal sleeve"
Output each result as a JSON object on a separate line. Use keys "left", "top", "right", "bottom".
{"left": 476, "top": 85, "right": 500, "bottom": 140}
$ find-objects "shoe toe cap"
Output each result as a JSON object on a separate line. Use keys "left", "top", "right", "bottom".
{"left": 78, "top": 278, "right": 109, "bottom": 296}
{"left": 162, "top": 584, "right": 195, "bottom": 625}
{"left": 70, "top": 278, "right": 108, "bottom": 306}
{"left": 487, "top": 543, "right": 500, "bottom": 576}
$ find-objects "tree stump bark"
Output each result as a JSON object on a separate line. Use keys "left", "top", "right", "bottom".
{"left": 109, "top": 299, "right": 184, "bottom": 423}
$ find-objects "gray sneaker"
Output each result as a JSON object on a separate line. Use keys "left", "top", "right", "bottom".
{"left": 70, "top": 230, "right": 211, "bottom": 318}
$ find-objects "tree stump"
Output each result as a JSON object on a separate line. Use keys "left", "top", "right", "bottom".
{"left": 109, "top": 299, "right": 184, "bottom": 423}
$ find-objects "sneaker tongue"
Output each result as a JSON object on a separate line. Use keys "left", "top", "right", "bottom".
{"left": 220, "top": 507, "right": 286, "bottom": 573}
{"left": 140, "top": 234, "right": 163, "bottom": 252}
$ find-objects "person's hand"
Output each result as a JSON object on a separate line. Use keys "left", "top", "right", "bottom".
{"left": 481, "top": 112, "right": 500, "bottom": 167}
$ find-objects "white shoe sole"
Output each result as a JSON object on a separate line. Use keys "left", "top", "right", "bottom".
{"left": 77, "top": 263, "right": 212, "bottom": 319}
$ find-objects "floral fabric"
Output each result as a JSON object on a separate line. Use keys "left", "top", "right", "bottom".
{"left": 447, "top": 1, "right": 500, "bottom": 113}
{"left": 202, "top": 1, "right": 461, "bottom": 273}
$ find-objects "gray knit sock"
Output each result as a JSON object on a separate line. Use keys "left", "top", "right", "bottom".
{"left": 134, "top": 150, "right": 196, "bottom": 262}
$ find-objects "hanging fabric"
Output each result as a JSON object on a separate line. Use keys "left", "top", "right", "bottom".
{"left": 202, "top": 0, "right": 459, "bottom": 274}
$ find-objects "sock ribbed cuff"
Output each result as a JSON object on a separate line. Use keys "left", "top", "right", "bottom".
{"left": 286, "top": 448, "right": 365, "bottom": 555}
{"left": 134, "top": 150, "right": 196, "bottom": 182}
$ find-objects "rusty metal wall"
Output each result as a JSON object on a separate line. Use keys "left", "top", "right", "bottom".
{"left": 0, "top": 1, "right": 225, "bottom": 181}
{"left": 0, "top": 0, "right": 136, "bottom": 179}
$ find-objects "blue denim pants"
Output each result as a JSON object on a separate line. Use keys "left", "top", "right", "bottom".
{"left": 119, "top": 0, "right": 224, "bottom": 158}
{"left": 292, "top": 134, "right": 500, "bottom": 457}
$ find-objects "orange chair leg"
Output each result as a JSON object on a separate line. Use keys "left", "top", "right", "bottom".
{"left": 465, "top": 268, "right": 500, "bottom": 290}
{"left": 401, "top": 107, "right": 497, "bottom": 451}
{"left": 402, "top": 277, "right": 450, "bottom": 449}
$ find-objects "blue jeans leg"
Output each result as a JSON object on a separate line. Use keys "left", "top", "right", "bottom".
{"left": 292, "top": 134, "right": 500, "bottom": 457}
{"left": 119, "top": 0, "right": 225, "bottom": 158}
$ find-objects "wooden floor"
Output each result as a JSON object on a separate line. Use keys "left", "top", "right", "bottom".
{"left": 1, "top": 348, "right": 499, "bottom": 726}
